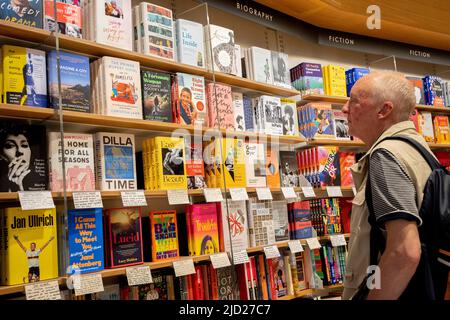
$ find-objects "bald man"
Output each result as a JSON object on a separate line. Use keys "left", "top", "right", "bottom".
{"left": 342, "top": 71, "right": 436, "bottom": 300}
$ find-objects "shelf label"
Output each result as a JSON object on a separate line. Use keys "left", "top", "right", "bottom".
{"left": 263, "top": 245, "right": 281, "bottom": 259}
{"left": 18, "top": 191, "right": 55, "bottom": 211}
{"left": 281, "top": 187, "right": 297, "bottom": 199}
{"left": 330, "top": 234, "right": 347, "bottom": 247}
{"left": 229, "top": 188, "right": 249, "bottom": 201}
{"left": 25, "top": 280, "right": 61, "bottom": 300}
{"left": 74, "top": 273, "right": 104, "bottom": 296}
{"left": 121, "top": 190, "right": 147, "bottom": 207}
{"left": 306, "top": 237, "right": 322, "bottom": 250}
{"left": 326, "top": 186, "right": 343, "bottom": 198}
{"left": 167, "top": 189, "right": 190, "bottom": 205}
{"left": 288, "top": 240, "right": 304, "bottom": 253}
{"left": 73, "top": 191, "right": 103, "bottom": 209}
{"left": 210, "top": 253, "right": 232, "bottom": 269}
{"left": 256, "top": 187, "right": 273, "bottom": 200}
{"left": 352, "top": 187, "right": 357, "bottom": 196}
{"left": 173, "top": 259, "right": 196, "bottom": 277}
{"left": 126, "top": 266, "right": 153, "bottom": 286}
{"left": 203, "top": 188, "right": 224, "bottom": 203}
{"left": 301, "top": 187, "right": 316, "bottom": 198}
{"left": 232, "top": 250, "right": 250, "bottom": 265}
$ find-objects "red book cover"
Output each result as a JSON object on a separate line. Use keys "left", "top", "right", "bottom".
{"left": 201, "top": 264, "right": 210, "bottom": 300}
{"left": 186, "top": 274, "right": 195, "bottom": 300}
{"left": 339, "top": 152, "right": 355, "bottom": 187}
{"left": 339, "top": 198, "right": 352, "bottom": 234}
{"left": 435, "top": 151, "right": 450, "bottom": 170}
{"left": 193, "top": 265, "right": 205, "bottom": 300}
{"left": 410, "top": 109, "right": 420, "bottom": 132}
{"left": 215, "top": 202, "right": 225, "bottom": 253}
{"left": 236, "top": 263, "right": 250, "bottom": 300}
{"left": 208, "top": 264, "right": 219, "bottom": 300}
{"left": 265, "top": 258, "right": 277, "bottom": 300}
{"left": 188, "top": 203, "right": 220, "bottom": 256}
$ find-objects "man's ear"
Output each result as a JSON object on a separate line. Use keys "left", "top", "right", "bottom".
{"left": 378, "top": 101, "right": 394, "bottom": 119}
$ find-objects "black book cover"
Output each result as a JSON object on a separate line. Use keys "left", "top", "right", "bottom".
{"left": 141, "top": 70, "right": 172, "bottom": 122}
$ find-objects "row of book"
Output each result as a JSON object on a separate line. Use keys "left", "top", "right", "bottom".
{"left": 410, "top": 111, "right": 450, "bottom": 144}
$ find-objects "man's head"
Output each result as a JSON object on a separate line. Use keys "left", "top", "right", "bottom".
{"left": 342, "top": 71, "right": 416, "bottom": 146}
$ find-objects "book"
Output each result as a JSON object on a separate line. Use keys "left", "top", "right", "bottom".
{"left": 0, "top": 0, "right": 43, "bottom": 28}
{"left": 339, "top": 152, "right": 355, "bottom": 187}
{"left": 47, "top": 50, "right": 90, "bottom": 112}
{"left": 1, "top": 207, "right": 58, "bottom": 285}
{"left": 424, "top": 75, "right": 445, "bottom": 107}
{"left": 271, "top": 51, "right": 290, "bottom": 88}
{"left": 272, "top": 200, "right": 289, "bottom": 242}
{"left": 94, "top": 132, "right": 137, "bottom": 191}
{"left": 2, "top": 45, "right": 47, "bottom": 107}
{"left": 243, "top": 95, "right": 255, "bottom": 132}
{"left": 141, "top": 70, "right": 172, "bottom": 122}
{"left": 220, "top": 200, "right": 249, "bottom": 256}
{"left": 332, "top": 110, "right": 350, "bottom": 140}
{"left": 298, "top": 102, "right": 335, "bottom": 139}
{"left": 249, "top": 47, "right": 273, "bottom": 84}
{"left": 138, "top": 270, "right": 170, "bottom": 300}
{"left": 418, "top": 111, "right": 435, "bottom": 142}
{"left": 187, "top": 203, "right": 220, "bottom": 256}
{"left": 204, "top": 24, "right": 236, "bottom": 75}
{"left": 247, "top": 197, "right": 276, "bottom": 247}
{"left": 291, "top": 62, "right": 324, "bottom": 94}
{"left": 317, "top": 146, "right": 340, "bottom": 187}
{"left": 433, "top": 116, "right": 450, "bottom": 144}
{"left": 44, "top": 0, "right": 82, "bottom": 38}
{"left": 280, "top": 98, "right": 299, "bottom": 136}
{"left": 244, "top": 142, "right": 266, "bottom": 188}
{"left": 185, "top": 138, "right": 206, "bottom": 189}
{"left": 68, "top": 208, "right": 104, "bottom": 274}
{"left": 232, "top": 92, "right": 246, "bottom": 131}
{"left": 0, "top": 122, "right": 48, "bottom": 192}
{"left": 149, "top": 210, "right": 179, "bottom": 261}
{"left": 176, "top": 19, "right": 204, "bottom": 68}
{"left": 217, "top": 266, "right": 240, "bottom": 299}
{"left": 260, "top": 95, "right": 283, "bottom": 135}
{"left": 406, "top": 76, "right": 425, "bottom": 105}
{"left": 279, "top": 151, "right": 299, "bottom": 187}
{"left": 265, "top": 146, "right": 280, "bottom": 188}
{"left": 48, "top": 132, "right": 95, "bottom": 192}
{"left": 217, "top": 138, "right": 246, "bottom": 188}
{"left": 289, "top": 201, "right": 313, "bottom": 239}
{"left": 207, "top": 83, "right": 234, "bottom": 130}
{"left": 174, "top": 73, "right": 207, "bottom": 126}
{"left": 104, "top": 207, "right": 143, "bottom": 268}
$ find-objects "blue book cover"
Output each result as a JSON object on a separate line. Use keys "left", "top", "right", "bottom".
{"left": 47, "top": 50, "right": 90, "bottom": 112}
{"left": 243, "top": 95, "right": 254, "bottom": 131}
{"left": 0, "top": 0, "right": 43, "bottom": 28}
{"left": 68, "top": 208, "right": 104, "bottom": 274}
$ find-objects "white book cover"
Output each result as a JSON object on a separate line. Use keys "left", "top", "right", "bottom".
{"left": 133, "top": 5, "right": 141, "bottom": 53}
{"left": 176, "top": 19, "right": 204, "bottom": 68}
{"left": 261, "top": 95, "right": 283, "bottom": 135}
{"left": 234, "top": 44, "right": 242, "bottom": 77}
{"left": 332, "top": 109, "right": 351, "bottom": 140}
{"left": 246, "top": 197, "right": 276, "bottom": 247}
{"left": 271, "top": 51, "right": 291, "bottom": 88}
{"left": 244, "top": 142, "right": 267, "bottom": 188}
{"left": 280, "top": 98, "right": 299, "bottom": 136}
{"left": 419, "top": 111, "right": 435, "bottom": 142}
{"left": 250, "top": 46, "right": 273, "bottom": 84}
{"left": 232, "top": 92, "right": 245, "bottom": 131}
{"left": 220, "top": 201, "right": 249, "bottom": 255}
{"left": 271, "top": 200, "right": 289, "bottom": 242}
{"left": 94, "top": 0, "right": 132, "bottom": 51}
{"left": 139, "top": 2, "right": 175, "bottom": 60}
{"left": 103, "top": 57, "right": 142, "bottom": 119}
{"left": 204, "top": 24, "right": 236, "bottom": 75}
{"left": 48, "top": 132, "right": 95, "bottom": 192}
{"left": 95, "top": 132, "right": 137, "bottom": 191}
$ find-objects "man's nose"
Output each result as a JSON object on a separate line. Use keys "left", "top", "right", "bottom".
{"left": 342, "top": 102, "right": 349, "bottom": 114}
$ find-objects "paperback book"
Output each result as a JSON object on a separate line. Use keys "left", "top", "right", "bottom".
{"left": 141, "top": 70, "right": 172, "bottom": 122}
{"left": 174, "top": 73, "right": 207, "bottom": 126}
{"left": 207, "top": 83, "right": 234, "bottom": 130}
{"left": 44, "top": 0, "right": 82, "bottom": 38}
{"left": 0, "top": 0, "right": 43, "bottom": 28}
{"left": 204, "top": 24, "right": 236, "bottom": 75}
{"left": 149, "top": 210, "right": 179, "bottom": 261}
{"left": 176, "top": 19, "right": 204, "bottom": 68}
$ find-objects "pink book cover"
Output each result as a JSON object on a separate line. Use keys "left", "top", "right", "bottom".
{"left": 190, "top": 203, "right": 220, "bottom": 256}
{"left": 207, "top": 83, "right": 234, "bottom": 130}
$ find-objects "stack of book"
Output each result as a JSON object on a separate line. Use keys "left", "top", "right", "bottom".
{"left": 345, "top": 67, "right": 370, "bottom": 96}
{"left": 290, "top": 62, "right": 324, "bottom": 95}
{"left": 322, "top": 65, "right": 346, "bottom": 97}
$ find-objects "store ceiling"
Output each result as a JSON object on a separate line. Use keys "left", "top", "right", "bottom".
{"left": 255, "top": 0, "right": 450, "bottom": 51}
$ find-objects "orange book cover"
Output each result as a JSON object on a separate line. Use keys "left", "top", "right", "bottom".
{"left": 434, "top": 116, "right": 450, "bottom": 144}
{"left": 266, "top": 146, "right": 281, "bottom": 188}
{"left": 149, "top": 210, "right": 179, "bottom": 262}
{"left": 258, "top": 254, "right": 269, "bottom": 300}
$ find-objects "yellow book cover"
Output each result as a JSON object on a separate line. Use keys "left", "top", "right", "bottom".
{"left": 322, "top": 66, "right": 329, "bottom": 95}
{"left": 434, "top": 116, "right": 450, "bottom": 144}
{"left": 328, "top": 65, "right": 346, "bottom": 97}
{"left": 2, "top": 207, "right": 58, "bottom": 285}
{"left": 219, "top": 138, "right": 246, "bottom": 188}
{"left": 154, "top": 137, "right": 187, "bottom": 190}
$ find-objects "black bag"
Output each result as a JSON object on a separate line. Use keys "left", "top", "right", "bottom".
{"left": 353, "top": 136, "right": 450, "bottom": 300}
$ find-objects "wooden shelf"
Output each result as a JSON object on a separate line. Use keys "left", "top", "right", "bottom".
{"left": 416, "top": 105, "right": 450, "bottom": 114}
{"left": 428, "top": 143, "right": 450, "bottom": 150}
{"left": 300, "top": 94, "right": 349, "bottom": 104}
{"left": 307, "top": 139, "right": 366, "bottom": 148}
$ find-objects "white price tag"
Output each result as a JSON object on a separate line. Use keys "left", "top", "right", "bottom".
{"left": 330, "top": 234, "right": 347, "bottom": 247}
{"left": 173, "top": 259, "right": 196, "bottom": 277}
{"left": 281, "top": 187, "right": 297, "bottom": 199}
{"left": 203, "top": 188, "right": 224, "bottom": 203}
{"left": 74, "top": 273, "right": 104, "bottom": 296}
{"left": 18, "top": 191, "right": 55, "bottom": 210}
{"left": 210, "top": 253, "right": 231, "bottom": 269}
{"left": 121, "top": 190, "right": 147, "bottom": 207}
{"left": 326, "top": 186, "right": 343, "bottom": 197}
{"left": 25, "top": 280, "right": 61, "bottom": 300}
{"left": 306, "top": 237, "right": 322, "bottom": 250}
{"left": 233, "top": 250, "right": 250, "bottom": 265}
{"left": 352, "top": 187, "right": 357, "bottom": 196}
{"left": 263, "top": 245, "right": 281, "bottom": 259}
{"left": 288, "top": 240, "right": 304, "bottom": 253}
{"left": 256, "top": 187, "right": 273, "bottom": 200}
{"left": 167, "top": 189, "right": 190, "bottom": 205}
{"left": 126, "top": 266, "right": 153, "bottom": 286}
{"left": 301, "top": 187, "right": 316, "bottom": 198}
{"left": 73, "top": 191, "right": 103, "bottom": 209}
{"left": 229, "top": 188, "right": 249, "bottom": 201}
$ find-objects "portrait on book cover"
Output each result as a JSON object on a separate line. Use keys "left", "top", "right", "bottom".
{"left": 104, "top": 0, "right": 123, "bottom": 18}
{"left": 282, "top": 104, "right": 296, "bottom": 135}
{"left": 162, "top": 147, "right": 184, "bottom": 175}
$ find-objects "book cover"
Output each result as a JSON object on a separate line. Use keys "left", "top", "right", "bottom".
{"left": 175, "top": 73, "right": 207, "bottom": 126}
{"left": 1, "top": 207, "right": 58, "bottom": 285}
{"left": 149, "top": 210, "right": 179, "bottom": 261}
{"left": 332, "top": 110, "right": 350, "bottom": 140}
{"left": 280, "top": 98, "right": 299, "bottom": 136}
{"left": 232, "top": 92, "right": 245, "bottom": 131}
{"left": 435, "top": 151, "right": 450, "bottom": 170}
{"left": 406, "top": 76, "right": 425, "bottom": 105}
{"left": 0, "top": 0, "right": 43, "bottom": 28}
{"left": 317, "top": 146, "right": 340, "bottom": 187}
{"left": 68, "top": 208, "right": 104, "bottom": 274}
{"left": 104, "top": 207, "right": 143, "bottom": 268}
{"left": 217, "top": 266, "right": 240, "bottom": 300}
{"left": 93, "top": 284, "right": 120, "bottom": 300}
{"left": 44, "top": 0, "right": 82, "bottom": 38}
{"left": 153, "top": 136, "right": 187, "bottom": 190}
{"left": 279, "top": 151, "right": 299, "bottom": 187}
{"left": 339, "top": 152, "right": 355, "bottom": 187}
{"left": 271, "top": 257, "right": 287, "bottom": 298}
{"left": 2, "top": 45, "right": 47, "bottom": 107}
{"left": 0, "top": 122, "right": 48, "bottom": 192}
{"left": 244, "top": 142, "right": 266, "bottom": 188}
{"left": 207, "top": 83, "right": 234, "bottom": 130}
{"left": 218, "top": 138, "right": 246, "bottom": 188}
{"left": 243, "top": 95, "right": 255, "bottom": 131}
{"left": 261, "top": 95, "right": 283, "bottom": 135}
{"left": 176, "top": 19, "right": 204, "bottom": 68}
{"left": 185, "top": 138, "right": 206, "bottom": 189}
{"left": 299, "top": 102, "right": 335, "bottom": 139}
{"left": 138, "top": 271, "right": 169, "bottom": 300}
{"left": 418, "top": 111, "right": 435, "bottom": 142}
{"left": 250, "top": 47, "right": 273, "bottom": 84}
{"left": 48, "top": 132, "right": 95, "bottom": 192}
{"left": 103, "top": 57, "right": 142, "bottom": 119}
{"left": 272, "top": 200, "right": 289, "bottom": 242}
{"left": 94, "top": 132, "right": 137, "bottom": 191}
{"left": 265, "top": 146, "right": 280, "bottom": 188}
{"left": 141, "top": 70, "right": 172, "bottom": 122}
{"left": 247, "top": 197, "right": 276, "bottom": 247}
{"left": 188, "top": 203, "right": 220, "bottom": 256}
{"left": 220, "top": 200, "right": 248, "bottom": 255}
{"left": 204, "top": 24, "right": 236, "bottom": 75}
{"left": 47, "top": 50, "right": 90, "bottom": 112}
{"left": 271, "top": 51, "right": 290, "bottom": 88}
{"left": 433, "top": 115, "right": 450, "bottom": 144}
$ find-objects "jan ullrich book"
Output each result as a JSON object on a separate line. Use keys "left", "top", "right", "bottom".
{"left": 141, "top": 70, "right": 172, "bottom": 122}
{"left": 150, "top": 210, "right": 179, "bottom": 262}
{"left": 1, "top": 207, "right": 58, "bottom": 285}
{"left": 0, "top": 0, "right": 43, "bottom": 28}
{"left": 68, "top": 208, "right": 104, "bottom": 274}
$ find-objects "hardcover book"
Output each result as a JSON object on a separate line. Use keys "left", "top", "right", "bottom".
{"left": 280, "top": 98, "right": 299, "bottom": 136}
{"left": 47, "top": 50, "right": 90, "bottom": 112}
{"left": 247, "top": 197, "right": 276, "bottom": 247}
{"left": 332, "top": 110, "right": 350, "bottom": 140}
{"left": 243, "top": 95, "right": 255, "bottom": 131}
{"left": 265, "top": 146, "right": 280, "bottom": 188}
{"left": 317, "top": 146, "right": 340, "bottom": 187}
{"left": 279, "top": 151, "right": 299, "bottom": 187}
{"left": 217, "top": 266, "right": 240, "bottom": 299}
{"left": 48, "top": 132, "right": 95, "bottom": 192}
{"left": 2, "top": 45, "right": 47, "bottom": 107}
{"left": 141, "top": 70, "right": 172, "bottom": 122}
{"left": 217, "top": 138, "right": 246, "bottom": 188}
{"left": 44, "top": 0, "right": 82, "bottom": 38}
{"left": 418, "top": 111, "right": 435, "bottom": 142}
{"left": 232, "top": 92, "right": 246, "bottom": 131}
{"left": 271, "top": 51, "right": 290, "bottom": 88}
{"left": 149, "top": 210, "right": 179, "bottom": 261}
{"left": 260, "top": 95, "right": 283, "bottom": 135}
{"left": 271, "top": 200, "right": 289, "bottom": 242}
{"left": 204, "top": 24, "right": 236, "bottom": 75}
{"left": 104, "top": 207, "right": 143, "bottom": 267}
{"left": 249, "top": 47, "right": 273, "bottom": 85}
{"left": 185, "top": 138, "right": 206, "bottom": 190}
{"left": 339, "top": 152, "right": 355, "bottom": 187}
{"left": 174, "top": 73, "right": 207, "bottom": 126}
{"left": 68, "top": 208, "right": 104, "bottom": 274}
{"left": 176, "top": 19, "right": 204, "bottom": 68}
{"left": 207, "top": 83, "right": 234, "bottom": 130}
{"left": 153, "top": 136, "right": 187, "bottom": 190}
{"left": 298, "top": 102, "right": 335, "bottom": 139}
{"left": 433, "top": 115, "right": 450, "bottom": 144}
{"left": 406, "top": 76, "right": 425, "bottom": 105}
{"left": 244, "top": 142, "right": 266, "bottom": 188}
{"left": 220, "top": 200, "right": 249, "bottom": 255}
{"left": 187, "top": 203, "right": 220, "bottom": 256}
{"left": 0, "top": 0, "right": 43, "bottom": 28}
